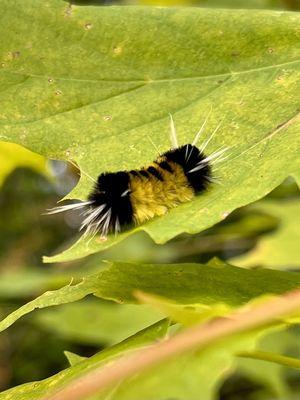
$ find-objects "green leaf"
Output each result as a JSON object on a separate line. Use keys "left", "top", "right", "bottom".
{"left": 0, "top": 2, "right": 299, "bottom": 262}
{"left": 0, "top": 319, "right": 169, "bottom": 400}
{"left": 236, "top": 328, "right": 299, "bottom": 397}
{"left": 231, "top": 198, "right": 300, "bottom": 269}
{"left": 107, "top": 329, "right": 268, "bottom": 400}
{"left": 34, "top": 298, "right": 164, "bottom": 345}
{"left": 0, "top": 274, "right": 98, "bottom": 333}
{"left": 0, "top": 142, "right": 47, "bottom": 186}
{"left": 0, "top": 299, "right": 287, "bottom": 400}
{"left": 2, "top": 259, "right": 300, "bottom": 333}
{"left": 64, "top": 351, "right": 87, "bottom": 366}
{"left": 0, "top": 317, "right": 254, "bottom": 400}
{"left": 0, "top": 268, "right": 82, "bottom": 299}
{"left": 135, "top": 290, "right": 231, "bottom": 326}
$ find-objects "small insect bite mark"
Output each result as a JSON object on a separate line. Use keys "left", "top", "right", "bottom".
{"left": 64, "top": 4, "right": 73, "bottom": 17}
{"left": 11, "top": 51, "right": 21, "bottom": 59}
{"left": 48, "top": 114, "right": 228, "bottom": 239}
{"left": 113, "top": 46, "right": 122, "bottom": 55}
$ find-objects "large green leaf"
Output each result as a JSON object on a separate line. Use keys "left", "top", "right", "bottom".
{"left": 106, "top": 329, "right": 269, "bottom": 400}
{"left": 2, "top": 259, "right": 300, "bottom": 332}
{"left": 0, "top": 301, "right": 290, "bottom": 400}
{"left": 0, "top": 317, "right": 257, "bottom": 400}
{"left": 1, "top": 1, "right": 300, "bottom": 263}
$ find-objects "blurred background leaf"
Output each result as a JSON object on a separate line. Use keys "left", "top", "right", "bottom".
{"left": 0, "top": 143, "right": 47, "bottom": 187}
{"left": 230, "top": 197, "right": 300, "bottom": 269}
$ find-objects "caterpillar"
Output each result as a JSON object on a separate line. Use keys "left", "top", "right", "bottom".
{"left": 48, "top": 115, "right": 227, "bottom": 238}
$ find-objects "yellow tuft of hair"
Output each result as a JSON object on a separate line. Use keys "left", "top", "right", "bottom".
{"left": 129, "top": 157, "right": 194, "bottom": 225}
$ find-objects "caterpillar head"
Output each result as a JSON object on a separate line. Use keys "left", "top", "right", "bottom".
{"left": 85, "top": 171, "right": 133, "bottom": 236}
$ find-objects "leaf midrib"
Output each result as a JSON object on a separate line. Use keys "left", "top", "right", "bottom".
{"left": 1, "top": 58, "right": 299, "bottom": 84}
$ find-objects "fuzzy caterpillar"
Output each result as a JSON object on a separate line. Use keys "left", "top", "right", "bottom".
{"left": 48, "top": 115, "right": 227, "bottom": 238}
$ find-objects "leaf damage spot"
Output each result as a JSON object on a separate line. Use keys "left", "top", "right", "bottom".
{"left": 11, "top": 51, "right": 21, "bottom": 59}
{"left": 113, "top": 46, "right": 122, "bottom": 55}
{"left": 65, "top": 150, "right": 71, "bottom": 157}
{"left": 221, "top": 211, "right": 230, "bottom": 219}
{"left": 103, "top": 115, "right": 112, "bottom": 121}
{"left": 84, "top": 22, "right": 93, "bottom": 30}
{"left": 268, "top": 48, "right": 274, "bottom": 54}
{"left": 55, "top": 90, "right": 62, "bottom": 96}
{"left": 96, "top": 236, "right": 108, "bottom": 243}
{"left": 48, "top": 77, "right": 54, "bottom": 84}
{"left": 64, "top": 3, "right": 73, "bottom": 17}
{"left": 229, "top": 121, "right": 239, "bottom": 130}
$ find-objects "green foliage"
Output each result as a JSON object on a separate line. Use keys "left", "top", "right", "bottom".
{"left": 0, "top": 142, "right": 47, "bottom": 186}
{"left": 231, "top": 198, "right": 300, "bottom": 269}
{"left": 0, "top": 1, "right": 300, "bottom": 399}
{"left": 2, "top": 259, "right": 300, "bottom": 332}
{"left": 0, "top": 319, "right": 169, "bottom": 400}
{"left": 34, "top": 299, "right": 164, "bottom": 346}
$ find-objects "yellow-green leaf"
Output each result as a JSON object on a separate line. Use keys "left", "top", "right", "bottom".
{"left": 0, "top": 142, "right": 47, "bottom": 186}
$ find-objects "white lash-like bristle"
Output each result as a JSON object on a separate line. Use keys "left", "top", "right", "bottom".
{"left": 80, "top": 204, "right": 107, "bottom": 231}
{"left": 188, "top": 147, "right": 230, "bottom": 173}
{"left": 84, "top": 208, "right": 112, "bottom": 239}
{"left": 46, "top": 200, "right": 93, "bottom": 215}
{"left": 115, "top": 216, "right": 120, "bottom": 234}
{"left": 192, "top": 107, "right": 212, "bottom": 147}
{"left": 200, "top": 120, "right": 223, "bottom": 152}
{"left": 169, "top": 113, "right": 179, "bottom": 149}
{"left": 102, "top": 208, "right": 112, "bottom": 236}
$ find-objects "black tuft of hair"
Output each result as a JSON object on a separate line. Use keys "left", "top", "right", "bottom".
{"left": 163, "top": 144, "right": 212, "bottom": 193}
{"left": 88, "top": 171, "right": 133, "bottom": 231}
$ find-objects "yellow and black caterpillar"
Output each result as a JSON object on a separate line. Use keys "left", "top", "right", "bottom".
{"left": 49, "top": 116, "right": 226, "bottom": 237}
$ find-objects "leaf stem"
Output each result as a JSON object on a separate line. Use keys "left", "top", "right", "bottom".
{"left": 238, "top": 350, "right": 300, "bottom": 369}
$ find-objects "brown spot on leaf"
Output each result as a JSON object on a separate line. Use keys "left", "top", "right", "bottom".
{"left": 113, "top": 46, "right": 122, "bottom": 55}
{"left": 64, "top": 4, "right": 73, "bottom": 17}
{"left": 97, "top": 236, "right": 108, "bottom": 243}
{"left": 12, "top": 51, "right": 21, "bottom": 58}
